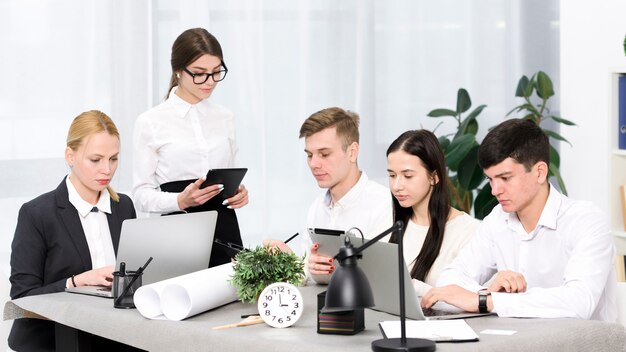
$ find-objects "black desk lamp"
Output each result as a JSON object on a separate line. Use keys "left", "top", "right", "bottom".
{"left": 323, "top": 221, "right": 436, "bottom": 352}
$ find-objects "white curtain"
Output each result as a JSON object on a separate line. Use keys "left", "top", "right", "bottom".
{"left": 0, "top": 0, "right": 559, "bottom": 270}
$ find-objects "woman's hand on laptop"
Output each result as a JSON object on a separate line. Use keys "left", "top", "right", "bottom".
{"left": 421, "top": 285, "right": 485, "bottom": 313}
{"left": 73, "top": 265, "right": 115, "bottom": 287}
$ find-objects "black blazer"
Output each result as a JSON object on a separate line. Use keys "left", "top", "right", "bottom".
{"left": 8, "top": 177, "right": 136, "bottom": 351}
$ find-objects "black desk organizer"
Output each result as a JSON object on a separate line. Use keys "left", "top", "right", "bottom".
{"left": 317, "top": 291, "right": 365, "bottom": 335}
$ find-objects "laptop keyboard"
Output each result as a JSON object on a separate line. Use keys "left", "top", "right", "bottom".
{"left": 422, "top": 307, "right": 459, "bottom": 317}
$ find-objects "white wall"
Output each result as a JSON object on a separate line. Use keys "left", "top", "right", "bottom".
{"left": 560, "top": 0, "right": 626, "bottom": 212}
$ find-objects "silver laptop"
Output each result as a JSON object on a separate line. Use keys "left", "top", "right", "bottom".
{"left": 311, "top": 229, "right": 491, "bottom": 320}
{"left": 66, "top": 211, "right": 217, "bottom": 298}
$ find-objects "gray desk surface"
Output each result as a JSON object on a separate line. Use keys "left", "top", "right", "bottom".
{"left": 4, "top": 285, "right": 626, "bottom": 352}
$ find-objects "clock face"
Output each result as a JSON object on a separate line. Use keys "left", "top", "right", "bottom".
{"left": 257, "top": 282, "right": 304, "bottom": 328}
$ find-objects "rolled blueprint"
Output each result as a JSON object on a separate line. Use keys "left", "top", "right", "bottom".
{"left": 134, "top": 263, "right": 237, "bottom": 320}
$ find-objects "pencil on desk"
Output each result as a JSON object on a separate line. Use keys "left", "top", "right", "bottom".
{"left": 284, "top": 232, "right": 299, "bottom": 244}
{"left": 212, "top": 315, "right": 264, "bottom": 330}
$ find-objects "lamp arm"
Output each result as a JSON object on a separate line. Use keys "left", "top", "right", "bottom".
{"left": 335, "top": 221, "right": 404, "bottom": 261}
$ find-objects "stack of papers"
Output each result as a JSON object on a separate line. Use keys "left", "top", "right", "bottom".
{"left": 379, "top": 320, "right": 479, "bottom": 342}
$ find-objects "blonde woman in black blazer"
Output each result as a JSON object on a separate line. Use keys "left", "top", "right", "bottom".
{"left": 8, "top": 111, "right": 136, "bottom": 352}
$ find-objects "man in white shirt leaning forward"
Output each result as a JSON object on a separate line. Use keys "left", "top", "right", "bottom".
{"left": 421, "top": 118, "right": 617, "bottom": 322}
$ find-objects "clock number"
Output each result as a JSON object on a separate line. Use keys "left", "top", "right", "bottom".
{"left": 287, "top": 316, "right": 291, "bottom": 322}
{"left": 265, "top": 295, "right": 272, "bottom": 301}
{"left": 262, "top": 302, "right": 268, "bottom": 308}
{"left": 279, "top": 287, "right": 285, "bottom": 293}
{"left": 291, "top": 310, "right": 296, "bottom": 315}
{"left": 294, "top": 303, "right": 299, "bottom": 308}
{"left": 264, "top": 310, "right": 270, "bottom": 316}
{"left": 278, "top": 318, "right": 283, "bottom": 324}
{"left": 292, "top": 295, "right": 296, "bottom": 300}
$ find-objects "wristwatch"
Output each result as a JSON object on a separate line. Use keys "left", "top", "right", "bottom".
{"left": 478, "top": 290, "right": 491, "bottom": 313}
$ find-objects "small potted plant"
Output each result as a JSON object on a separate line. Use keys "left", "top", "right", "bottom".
{"left": 230, "top": 245, "right": 306, "bottom": 303}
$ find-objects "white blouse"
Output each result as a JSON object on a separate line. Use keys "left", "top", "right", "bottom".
{"left": 66, "top": 176, "right": 116, "bottom": 269}
{"left": 403, "top": 213, "right": 479, "bottom": 296}
{"left": 133, "top": 87, "right": 238, "bottom": 214}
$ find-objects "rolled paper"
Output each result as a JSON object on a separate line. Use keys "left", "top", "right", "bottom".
{"left": 134, "top": 263, "right": 237, "bottom": 320}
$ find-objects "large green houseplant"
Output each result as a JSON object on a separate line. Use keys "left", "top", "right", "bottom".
{"left": 427, "top": 71, "right": 574, "bottom": 219}
{"left": 507, "top": 71, "right": 576, "bottom": 195}
{"left": 427, "top": 89, "right": 496, "bottom": 219}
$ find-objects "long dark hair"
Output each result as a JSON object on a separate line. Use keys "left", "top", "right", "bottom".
{"left": 386, "top": 130, "right": 451, "bottom": 282}
{"left": 166, "top": 28, "right": 225, "bottom": 98}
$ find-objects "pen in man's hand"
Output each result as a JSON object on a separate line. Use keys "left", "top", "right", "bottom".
{"left": 284, "top": 232, "right": 299, "bottom": 244}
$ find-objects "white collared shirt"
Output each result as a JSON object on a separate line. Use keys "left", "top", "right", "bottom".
{"left": 132, "top": 87, "right": 238, "bottom": 213}
{"left": 306, "top": 171, "right": 393, "bottom": 238}
{"left": 437, "top": 184, "right": 617, "bottom": 322}
{"left": 66, "top": 176, "right": 116, "bottom": 269}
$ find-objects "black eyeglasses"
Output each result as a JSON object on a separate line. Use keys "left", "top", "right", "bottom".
{"left": 182, "top": 61, "right": 228, "bottom": 84}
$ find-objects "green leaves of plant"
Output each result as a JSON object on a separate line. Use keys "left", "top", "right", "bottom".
{"left": 426, "top": 71, "right": 572, "bottom": 217}
{"left": 428, "top": 108, "right": 457, "bottom": 118}
{"left": 456, "top": 88, "right": 471, "bottom": 114}
{"left": 509, "top": 71, "right": 574, "bottom": 196}
{"left": 515, "top": 71, "right": 554, "bottom": 99}
{"left": 515, "top": 75, "right": 530, "bottom": 97}
{"left": 535, "top": 71, "right": 555, "bottom": 99}
{"left": 474, "top": 184, "right": 499, "bottom": 220}
{"left": 445, "top": 134, "right": 476, "bottom": 171}
{"left": 230, "top": 246, "right": 306, "bottom": 303}
{"left": 427, "top": 88, "right": 493, "bottom": 217}
{"left": 549, "top": 115, "right": 576, "bottom": 126}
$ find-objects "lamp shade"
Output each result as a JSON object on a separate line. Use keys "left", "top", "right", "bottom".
{"left": 323, "top": 254, "right": 374, "bottom": 312}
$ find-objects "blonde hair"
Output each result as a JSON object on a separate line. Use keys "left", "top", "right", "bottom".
{"left": 67, "top": 110, "right": 121, "bottom": 202}
{"left": 299, "top": 107, "right": 360, "bottom": 150}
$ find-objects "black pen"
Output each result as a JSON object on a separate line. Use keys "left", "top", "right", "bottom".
{"left": 241, "top": 313, "right": 260, "bottom": 319}
{"left": 284, "top": 232, "right": 299, "bottom": 244}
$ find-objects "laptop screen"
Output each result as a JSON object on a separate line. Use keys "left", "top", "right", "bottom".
{"left": 116, "top": 211, "right": 217, "bottom": 285}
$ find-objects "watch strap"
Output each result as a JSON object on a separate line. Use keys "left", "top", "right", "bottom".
{"left": 478, "top": 290, "right": 490, "bottom": 313}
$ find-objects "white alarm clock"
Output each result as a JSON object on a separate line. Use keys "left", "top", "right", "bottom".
{"left": 257, "top": 282, "right": 304, "bottom": 328}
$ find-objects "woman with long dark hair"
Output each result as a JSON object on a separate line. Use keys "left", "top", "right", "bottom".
{"left": 386, "top": 130, "right": 479, "bottom": 296}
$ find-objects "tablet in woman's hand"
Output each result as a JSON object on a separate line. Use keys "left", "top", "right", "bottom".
{"left": 200, "top": 168, "right": 248, "bottom": 198}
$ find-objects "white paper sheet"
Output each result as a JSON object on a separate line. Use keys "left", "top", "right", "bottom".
{"left": 134, "top": 263, "right": 238, "bottom": 321}
{"left": 378, "top": 320, "right": 479, "bottom": 342}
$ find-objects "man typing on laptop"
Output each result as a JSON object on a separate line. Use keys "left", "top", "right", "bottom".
{"left": 420, "top": 119, "right": 617, "bottom": 322}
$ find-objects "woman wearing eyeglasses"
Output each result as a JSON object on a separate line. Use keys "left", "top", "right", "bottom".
{"left": 133, "top": 28, "right": 248, "bottom": 267}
